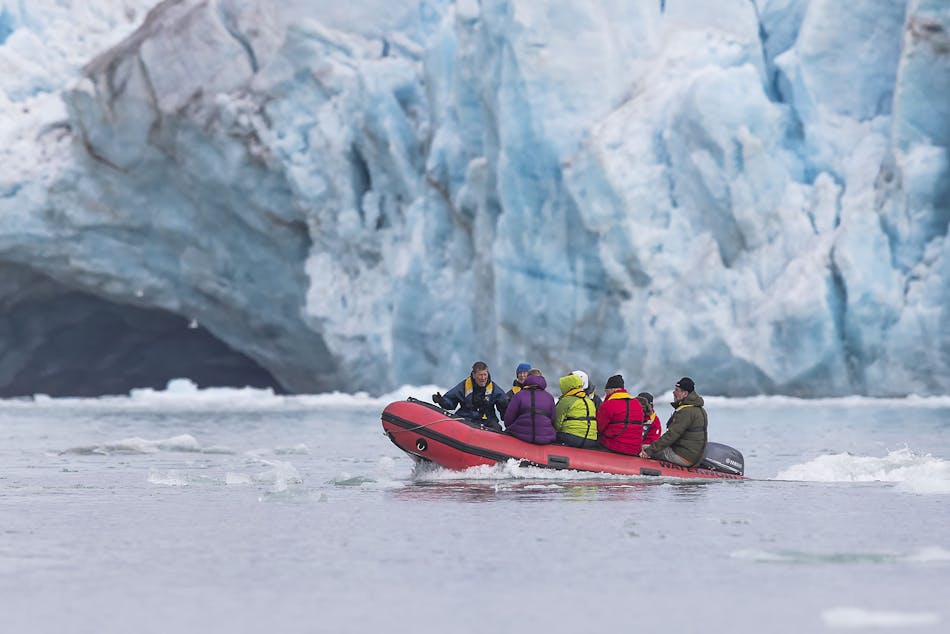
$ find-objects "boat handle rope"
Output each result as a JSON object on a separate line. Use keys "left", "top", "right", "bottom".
{"left": 385, "top": 417, "right": 459, "bottom": 434}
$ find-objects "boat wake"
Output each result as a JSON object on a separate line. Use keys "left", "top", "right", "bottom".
{"left": 775, "top": 448, "right": 950, "bottom": 494}
{"left": 410, "top": 458, "right": 726, "bottom": 484}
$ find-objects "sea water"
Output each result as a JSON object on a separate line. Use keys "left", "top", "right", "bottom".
{"left": 2, "top": 380, "right": 949, "bottom": 634}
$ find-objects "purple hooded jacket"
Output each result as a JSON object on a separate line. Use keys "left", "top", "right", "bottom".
{"left": 503, "top": 374, "right": 556, "bottom": 444}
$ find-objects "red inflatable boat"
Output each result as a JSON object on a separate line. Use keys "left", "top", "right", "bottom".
{"left": 382, "top": 398, "right": 745, "bottom": 480}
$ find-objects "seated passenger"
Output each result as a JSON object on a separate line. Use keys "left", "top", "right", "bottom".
{"left": 596, "top": 374, "right": 646, "bottom": 455}
{"left": 503, "top": 371, "right": 556, "bottom": 444}
{"left": 506, "top": 362, "right": 532, "bottom": 401}
{"left": 640, "top": 377, "right": 708, "bottom": 467}
{"left": 571, "top": 370, "right": 603, "bottom": 410}
{"left": 553, "top": 373, "right": 599, "bottom": 448}
{"left": 636, "top": 391, "right": 662, "bottom": 446}
{"left": 433, "top": 361, "right": 508, "bottom": 431}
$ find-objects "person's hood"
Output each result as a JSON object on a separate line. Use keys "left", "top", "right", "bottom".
{"left": 559, "top": 374, "right": 583, "bottom": 395}
{"left": 523, "top": 374, "right": 547, "bottom": 390}
{"left": 672, "top": 391, "right": 704, "bottom": 408}
{"left": 571, "top": 370, "right": 589, "bottom": 390}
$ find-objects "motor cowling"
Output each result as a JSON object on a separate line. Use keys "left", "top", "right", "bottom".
{"left": 699, "top": 441, "right": 744, "bottom": 476}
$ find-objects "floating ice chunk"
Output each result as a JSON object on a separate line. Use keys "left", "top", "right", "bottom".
{"left": 61, "top": 433, "right": 203, "bottom": 455}
{"left": 254, "top": 459, "right": 302, "bottom": 493}
{"left": 274, "top": 443, "right": 310, "bottom": 455}
{"left": 225, "top": 472, "right": 253, "bottom": 485}
{"left": 147, "top": 470, "right": 188, "bottom": 487}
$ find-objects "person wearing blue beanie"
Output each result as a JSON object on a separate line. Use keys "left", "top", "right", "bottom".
{"left": 507, "top": 363, "right": 532, "bottom": 401}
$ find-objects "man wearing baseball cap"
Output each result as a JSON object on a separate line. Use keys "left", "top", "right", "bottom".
{"left": 639, "top": 377, "right": 708, "bottom": 467}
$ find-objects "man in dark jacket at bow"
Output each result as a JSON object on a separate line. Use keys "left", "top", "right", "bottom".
{"left": 433, "top": 361, "right": 509, "bottom": 431}
{"left": 640, "top": 377, "right": 707, "bottom": 467}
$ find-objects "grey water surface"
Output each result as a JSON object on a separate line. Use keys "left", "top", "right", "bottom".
{"left": 1, "top": 395, "right": 948, "bottom": 633}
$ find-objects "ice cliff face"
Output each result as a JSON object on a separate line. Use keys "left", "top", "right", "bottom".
{"left": 0, "top": 0, "right": 948, "bottom": 397}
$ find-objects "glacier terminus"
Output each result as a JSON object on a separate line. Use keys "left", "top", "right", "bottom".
{"left": 0, "top": 0, "right": 948, "bottom": 397}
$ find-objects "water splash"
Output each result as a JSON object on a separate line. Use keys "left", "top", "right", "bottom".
{"left": 775, "top": 448, "right": 950, "bottom": 493}
{"left": 410, "top": 459, "right": 716, "bottom": 483}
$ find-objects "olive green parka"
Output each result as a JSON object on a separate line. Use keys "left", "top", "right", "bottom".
{"left": 644, "top": 390, "right": 708, "bottom": 465}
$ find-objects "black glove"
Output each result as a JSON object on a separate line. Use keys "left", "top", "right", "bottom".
{"left": 432, "top": 392, "right": 446, "bottom": 408}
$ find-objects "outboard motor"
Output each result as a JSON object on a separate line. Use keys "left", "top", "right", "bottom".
{"left": 700, "top": 442, "right": 744, "bottom": 476}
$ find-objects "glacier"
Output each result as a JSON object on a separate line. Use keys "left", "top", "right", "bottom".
{"left": 0, "top": 0, "right": 948, "bottom": 397}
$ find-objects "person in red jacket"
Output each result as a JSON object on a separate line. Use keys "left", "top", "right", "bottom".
{"left": 596, "top": 374, "right": 646, "bottom": 455}
{"left": 637, "top": 391, "right": 662, "bottom": 446}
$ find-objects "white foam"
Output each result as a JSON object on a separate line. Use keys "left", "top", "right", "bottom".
{"left": 822, "top": 607, "right": 940, "bottom": 628}
{"left": 775, "top": 448, "right": 950, "bottom": 493}
{"left": 411, "top": 459, "right": 703, "bottom": 483}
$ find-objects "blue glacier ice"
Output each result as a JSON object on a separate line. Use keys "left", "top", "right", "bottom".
{"left": 0, "top": 0, "right": 948, "bottom": 397}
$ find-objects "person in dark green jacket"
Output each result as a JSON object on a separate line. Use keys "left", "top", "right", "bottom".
{"left": 640, "top": 377, "right": 707, "bottom": 466}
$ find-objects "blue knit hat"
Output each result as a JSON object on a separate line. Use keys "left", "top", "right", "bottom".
{"left": 516, "top": 363, "right": 531, "bottom": 374}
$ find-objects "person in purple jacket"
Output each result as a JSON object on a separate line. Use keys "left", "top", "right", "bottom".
{"left": 503, "top": 371, "right": 556, "bottom": 444}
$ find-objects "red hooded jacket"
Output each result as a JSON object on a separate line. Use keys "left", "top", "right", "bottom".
{"left": 642, "top": 411, "right": 662, "bottom": 445}
{"left": 596, "top": 390, "right": 646, "bottom": 455}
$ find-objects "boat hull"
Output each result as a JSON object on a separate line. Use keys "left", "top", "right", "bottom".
{"left": 382, "top": 399, "right": 744, "bottom": 480}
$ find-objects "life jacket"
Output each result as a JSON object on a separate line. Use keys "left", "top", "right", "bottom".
{"left": 464, "top": 376, "right": 495, "bottom": 420}
{"left": 643, "top": 411, "right": 659, "bottom": 440}
{"left": 601, "top": 391, "right": 642, "bottom": 439}
{"left": 561, "top": 388, "right": 597, "bottom": 440}
{"left": 521, "top": 386, "right": 549, "bottom": 443}
{"left": 667, "top": 403, "right": 697, "bottom": 430}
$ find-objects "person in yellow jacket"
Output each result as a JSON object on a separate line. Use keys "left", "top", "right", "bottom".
{"left": 553, "top": 374, "right": 599, "bottom": 448}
